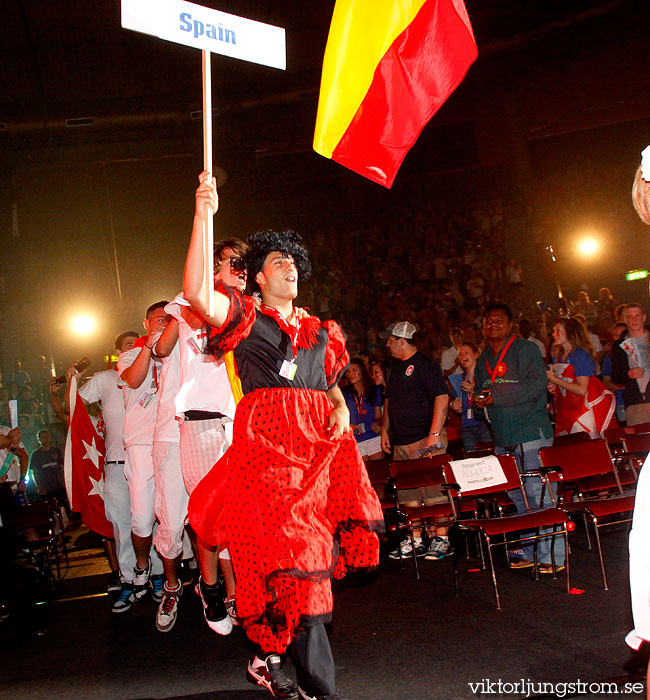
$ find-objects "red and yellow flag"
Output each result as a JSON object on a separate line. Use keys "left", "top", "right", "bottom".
{"left": 313, "top": 0, "right": 477, "bottom": 188}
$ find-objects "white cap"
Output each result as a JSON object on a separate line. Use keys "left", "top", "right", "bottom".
{"left": 379, "top": 321, "right": 418, "bottom": 340}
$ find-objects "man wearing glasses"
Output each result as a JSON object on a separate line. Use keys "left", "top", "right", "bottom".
{"left": 151, "top": 239, "right": 247, "bottom": 634}
{"left": 474, "top": 303, "right": 561, "bottom": 573}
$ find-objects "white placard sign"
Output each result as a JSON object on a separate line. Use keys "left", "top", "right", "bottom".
{"left": 450, "top": 456, "right": 508, "bottom": 492}
{"left": 8, "top": 400, "right": 18, "bottom": 429}
{"left": 122, "top": 0, "right": 286, "bottom": 70}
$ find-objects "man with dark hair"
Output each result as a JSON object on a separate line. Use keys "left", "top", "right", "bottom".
{"left": 71, "top": 330, "right": 144, "bottom": 606}
{"left": 183, "top": 171, "right": 382, "bottom": 700}
{"left": 117, "top": 303, "right": 169, "bottom": 604}
{"left": 150, "top": 238, "right": 248, "bottom": 634}
{"left": 379, "top": 321, "right": 450, "bottom": 559}
{"left": 440, "top": 327, "right": 464, "bottom": 377}
{"left": 474, "top": 303, "right": 561, "bottom": 572}
{"left": 611, "top": 302, "right": 650, "bottom": 426}
{"left": 29, "top": 429, "right": 65, "bottom": 503}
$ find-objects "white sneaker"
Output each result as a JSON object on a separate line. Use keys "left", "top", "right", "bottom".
{"left": 388, "top": 538, "right": 426, "bottom": 559}
{"left": 424, "top": 536, "right": 452, "bottom": 560}
{"left": 156, "top": 582, "right": 182, "bottom": 633}
{"left": 133, "top": 559, "right": 152, "bottom": 599}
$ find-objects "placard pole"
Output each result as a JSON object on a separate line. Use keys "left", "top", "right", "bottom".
{"left": 202, "top": 49, "right": 214, "bottom": 317}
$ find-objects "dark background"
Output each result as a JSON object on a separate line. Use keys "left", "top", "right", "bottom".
{"left": 1, "top": 0, "right": 650, "bottom": 371}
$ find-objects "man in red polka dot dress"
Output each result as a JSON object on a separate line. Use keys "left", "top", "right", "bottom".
{"left": 183, "top": 172, "right": 383, "bottom": 700}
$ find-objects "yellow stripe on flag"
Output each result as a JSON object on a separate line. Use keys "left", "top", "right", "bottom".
{"left": 224, "top": 350, "right": 243, "bottom": 405}
{"left": 314, "top": 0, "right": 428, "bottom": 159}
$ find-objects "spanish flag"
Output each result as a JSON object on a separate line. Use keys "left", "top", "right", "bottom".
{"left": 313, "top": 0, "right": 477, "bottom": 188}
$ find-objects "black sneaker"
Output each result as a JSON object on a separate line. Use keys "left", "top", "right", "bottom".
{"left": 194, "top": 577, "right": 233, "bottom": 636}
{"left": 247, "top": 654, "right": 298, "bottom": 699}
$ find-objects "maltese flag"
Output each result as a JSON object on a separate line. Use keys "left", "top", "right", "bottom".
{"left": 64, "top": 375, "right": 114, "bottom": 538}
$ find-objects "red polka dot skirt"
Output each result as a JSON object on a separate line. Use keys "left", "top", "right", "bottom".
{"left": 188, "top": 387, "right": 383, "bottom": 653}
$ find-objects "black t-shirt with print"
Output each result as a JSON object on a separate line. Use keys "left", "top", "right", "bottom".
{"left": 385, "top": 351, "right": 448, "bottom": 445}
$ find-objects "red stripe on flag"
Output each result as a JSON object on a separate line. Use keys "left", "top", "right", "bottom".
{"left": 331, "top": 0, "right": 477, "bottom": 188}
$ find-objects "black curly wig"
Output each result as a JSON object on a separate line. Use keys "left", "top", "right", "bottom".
{"left": 241, "top": 229, "right": 311, "bottom": 294}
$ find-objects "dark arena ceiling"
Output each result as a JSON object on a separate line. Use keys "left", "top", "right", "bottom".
{"left": 2, "top": 0, "right": 650, "bottom": 171}
{"left": 2, "top": 0, "right": 650, "bottom": 365}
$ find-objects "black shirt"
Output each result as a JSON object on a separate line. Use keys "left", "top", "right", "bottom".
{"left": 234, "top": 312, "right": 330, "bottom": 394}
{"left": 385, "top": 351, "right": 448, "bottom": 445}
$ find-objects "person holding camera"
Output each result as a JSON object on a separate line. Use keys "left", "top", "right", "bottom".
{"left": 474, "top": 303, "right": 561, "bottom": 573}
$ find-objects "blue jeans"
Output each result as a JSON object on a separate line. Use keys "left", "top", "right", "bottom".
{"left": 496, "top": 431, "right": 565, "bottom": 565}
{"left": 461, "top": 422, "right": 493, "bottom": 452}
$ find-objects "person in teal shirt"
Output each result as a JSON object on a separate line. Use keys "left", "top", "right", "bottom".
{"left": 474, "top": 303, "right": 561, "bottom": 573}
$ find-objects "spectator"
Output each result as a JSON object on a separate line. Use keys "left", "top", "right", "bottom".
{"left": 602, "top": 322, "right": 628, "bottom": 425}
{"left": 379, "top": 321, "right": 451, "bottom": 561}
{"left": 341, "top": 359, "right": 383, "bottom": 461}
{"left": 574, "top": 291, "right": 598, "bottom": 331}
{"left": 573, "top": 313, "right": 604, "bottom": 372}
{"left": 29, "top": 429, "right": 66, "bottom": 507}
{"left": 474, "top": 303, "right": 562, "bottom": 574}
{"left": 370, "top": 360, "right": 388, "bottom": 402}
{"left": 595, "top": 287, "right": 618, "bottom": 316}
{"left": 546, "top": 318, "right": 615, "bottom": 438}
{"left": 440, "top": 327, "right": 464, "bottom": 377}
{"left": 11, "top": 361, "right": 30, "bottom": 389}
{"left": 518, "top": 318, "right": 547, "bottom": 361}
{"left": 449, "top": 342, "right": 493, "bottom": 452}
{"left": 611, "top": 302, "right": 650, "bottom": 426}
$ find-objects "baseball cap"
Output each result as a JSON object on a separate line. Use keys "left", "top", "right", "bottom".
{"left": 379, "top": 321, "right": 418, "bottom": 340}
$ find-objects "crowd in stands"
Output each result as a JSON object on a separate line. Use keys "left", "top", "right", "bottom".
{"left": 1, "top": 166, "right": 648, "bottom": 700}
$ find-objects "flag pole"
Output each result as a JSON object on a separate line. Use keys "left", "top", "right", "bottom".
{"left": 202, "top": 49, "right": 214, "bottom": 317}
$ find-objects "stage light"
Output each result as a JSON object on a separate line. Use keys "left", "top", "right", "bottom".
{"left": 578, "top": 238, "right": 599, "bottom": 256}
{"left": 72, "top": 315, "right": 95, "bottom": 335}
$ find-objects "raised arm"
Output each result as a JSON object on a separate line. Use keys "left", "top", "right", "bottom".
{"left": 182, "top": 171, "right": 231, "bottom": 327}
{"left": 153, "top": 318, "right": 179, "bottom": 358}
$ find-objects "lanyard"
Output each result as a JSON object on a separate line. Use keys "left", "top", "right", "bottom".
{"left": 152, "top": 360, "right": 160, "bottom": 393}
{"left": 485, "top": 334, "right": 516, "bottom": 383}
{"left": 464, "top": 372, "right": 473, "bottom": 406}
{"left": 261, "top": 304, "right": 301, "bottom": 360}
{"left": 353, "top": 391, "right": 368, "bottom": 418}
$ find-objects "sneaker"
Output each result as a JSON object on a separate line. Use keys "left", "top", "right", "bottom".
{"left": 388, "top": 538, "right": 426, "bottom": 559}
{"left": 424, "top": 536, "right": 453, "bottom": 560}
{"left": 156, "top": 582, "right": 182, "bottom": 633}
{"left": 150, "top": 573, "right": 165, "bottom": 603}
{"left": 107, "top": 570, "right": 121, "bottom": 592}
{"left": 246, "top": 654, "right": 298, "bottom": 699}
{"left": 225, "top": 596, "right": 241, "bottom": 626}
{"left": 299, "top": 689, "right": 348, "bottom": 700}
{"left": 133, "top": 559, "right": 152, "bottom": 600}
{"left": 112, "top": 583, "right": 136, "bottom": 614}
{"left": 195, "top": 577, "right": 233, "bottom": 636}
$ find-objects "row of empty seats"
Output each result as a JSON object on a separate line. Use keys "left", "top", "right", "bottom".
{"left": 366, "top": 428, "right": 650, "bottom": 610}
